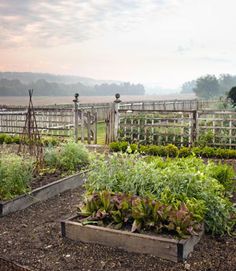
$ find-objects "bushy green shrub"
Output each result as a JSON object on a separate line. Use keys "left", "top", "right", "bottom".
{"left": 201, "top": 146, "right": 216, "bottom": 158}
{"left": 165, "top": 144, "right": 178, "bottom": 157}
{"left": 206, "top": 162, "right": 235, "bottom": 192}
{"left": 119, "top": 141, "right": 129, "bottom": 152}
{"left": 86, "top": 154, "right": 236, "bottom": 235}
{"left": 179, "top": 147, "right": 191, "bottom": 157}
{"left": 4, "top": 135, "right": 13, "bottom": 144}
{"left": 109, "top": 141, "right": 137, "bottom": 153}
{"left": 41, "top": 137, "right": 59, "bottom": 147}
{"left": 12, "top": 135, "right": 20, "bottom": 144}
{"left": 109, "top": 141, "right": 236, "bottom": 159}
{"left": 109, "top": 142, "right": 121, "bottom": 152}
{"left": 0, "top": 134, "right": 6, "bottom": 144}
{"left": 146, "top": 145, "right": 162, "bottom": 156}
{"left": 44, "top": 147, "right": 59, "bottom": 169}
{"left": 130, "top": 143, "right": 138, "bottom": 153}
{"left": 139, "top": 145, "right": 149, "bottom": 154}
{"left": 197, "top": 131, "right": 214, "bottom": 147}
{"left": 0, "top": 154, "right": 34, "bottom": 200}
{"left": 44, "top": 142, "right": 90, "bottom": 172}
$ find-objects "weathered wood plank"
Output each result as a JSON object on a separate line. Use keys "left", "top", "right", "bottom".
{"left": 61, "top": 216, "right": 204, "bottom": 263}
{"left": 0, "top": 171, "right": 87, "bottom": 217}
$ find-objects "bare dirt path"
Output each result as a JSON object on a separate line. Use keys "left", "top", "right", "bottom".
{"left": 1, "top": 185, "right": 236, "bottom": 271}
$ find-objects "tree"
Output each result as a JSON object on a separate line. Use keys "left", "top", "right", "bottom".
{"left": 227, "top": 86, "right": 236, "bottom": 106}
{"left": 181, "top": 80, "right": 196, "bottom": 93}
{"left": 193, "top": 75, "right": 220, "bottom": 99}
{"left": 219, "top": 74, "right": 236, "bottom": 95}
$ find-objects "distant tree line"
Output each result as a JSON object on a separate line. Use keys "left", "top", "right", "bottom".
{"left": 181, "top": 74, "right": 236, "bottom": 99}
{"left": 0, "top": 78, "right": 145, "bottom": 96}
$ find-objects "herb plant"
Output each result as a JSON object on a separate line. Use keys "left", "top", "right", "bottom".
{"left": 44, "top": 141, "right": 90, "bottom": 172}
{"left": 0, "top": 154, "right": 34, "bottom": 200}
{"left": 86, "top": 154, "right": 236, "bottom": 235}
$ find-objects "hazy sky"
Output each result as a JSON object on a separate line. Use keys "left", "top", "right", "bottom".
{"left": 0, "top": 0, "right": 236, "bottom": 88}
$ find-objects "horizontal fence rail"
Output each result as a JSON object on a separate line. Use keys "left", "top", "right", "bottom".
{"left": 0, "top": 98, "right": 220, "bottom": 121}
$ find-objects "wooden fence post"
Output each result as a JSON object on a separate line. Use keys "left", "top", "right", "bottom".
{"left": 191, "top": 110, "right": 197, "bottom": 146}
{"left": 114, "top": 93, "right": 121, "bottom": 141}
{"left": 87, "top": 111, "right": 91, "bottom": 144}
{"left": 73, "top": 93, "right": 79, "bottom": 143}
{"left": 81, "top": 109, "right": 84, "bottom": 143}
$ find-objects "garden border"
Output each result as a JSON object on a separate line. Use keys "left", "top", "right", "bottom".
{"left": 61, "top": 215, "right": 204, "bottom": 263}
{"left": 0, "top": 170, "right": 88, "bottom": 217}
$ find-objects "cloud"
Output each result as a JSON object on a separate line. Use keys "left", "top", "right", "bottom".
{"left": 0, "top": 0, "right": 171, "bottom": 48}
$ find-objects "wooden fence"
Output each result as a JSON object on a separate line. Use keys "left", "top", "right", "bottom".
{"left": 197, "top": 110, "right": 236, "bottom": 148}
{"left": 1, "top": 96, "right": 234, "bottom": 147}
{"left": 117, "top": 109, "right": 196, "bottom": 146}
{"left": 112, "top": 109, "right": 236, "bottom": 148}
{"left": 0, "top": 107, "right": 97, "bottom": 144}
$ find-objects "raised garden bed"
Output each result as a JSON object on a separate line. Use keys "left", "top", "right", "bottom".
{"left": 61, "top": 215, "right": 204, "bottom": 263}
{"left": 0, "top": 170, "right": 87, "bottom": 217}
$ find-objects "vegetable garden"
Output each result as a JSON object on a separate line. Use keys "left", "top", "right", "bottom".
{"left": 1, "top": 96, "right": 236, "bottom": 270}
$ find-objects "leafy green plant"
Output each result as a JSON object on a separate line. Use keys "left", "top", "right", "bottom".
{"left": 78, "top": 191, "right": 203, "bottom": 238}
{"left": 41, "top": 137, "right": 59, "bottom": 146}
{"left": 201, "top": 146, "right": 215, "bottom": 158}
{"left": 165, "top": 144, "right": 178, "bottom": 157}
{"left": 86, "top": 154, "right": 236, "bottom": 235}
{"left": 119, "top": 141, "right": 129, "bottom": 152}
{"left": 109, "top": 142, "right": 121, "bottom": 152}
{"left": 0, "top": 134, "right": 6, "bottom": 144}
{"left": 44, "top": 141, "right": 90, "bottom": 172}
{"left": 178, "top": 147, "right": 191, "bottom": 157}
{"left": 0, "top": 154, "right": 34, "bottom": 200}
{"left": 130, "top": 143, "right": 138, "bottom": 153}
{"left": 109, "top": 141, "right": 236, "bottom": 159}
{"left": 4, "top": 135, "right": 13, "bottom": 144}
{"left": 206, "top": 162, "right": 235, "bottom": 192}
{"left": 197, "top": 131, "right": 214, "bottom": 147}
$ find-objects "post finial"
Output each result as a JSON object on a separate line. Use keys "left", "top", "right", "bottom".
{"left": 114, "top": 93, "right": 121, "bottom": 103}
{"left": 73, "top": 93, "right": 79, "bottom": 103}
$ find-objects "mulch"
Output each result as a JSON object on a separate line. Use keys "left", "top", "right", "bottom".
{"left": 1, "top": 184, "right": 236, "bottom": 271}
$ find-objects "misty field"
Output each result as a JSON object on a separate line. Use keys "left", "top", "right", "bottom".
{"left": 0, "top": 94, "right": 195, "bottom": 106}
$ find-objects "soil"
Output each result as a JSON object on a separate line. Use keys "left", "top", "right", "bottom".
{"left": 0, "top": 186, "right": 236, "bottom": 271}
{"left": 30, "top": 170, "right": 65, "bottom": 190}
{"left": 1, "top": 155, "right": 236, "bottom": 271}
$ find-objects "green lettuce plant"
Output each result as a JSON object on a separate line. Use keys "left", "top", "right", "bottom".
{"left": 78, "top": 191, "right": 204, "bottom": 238}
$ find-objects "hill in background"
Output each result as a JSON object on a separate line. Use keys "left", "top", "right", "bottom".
{"left": 0, "top": 72, "right": 145, "bottom": 96}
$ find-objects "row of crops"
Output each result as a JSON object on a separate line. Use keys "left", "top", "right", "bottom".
{"left": 1, "top": 141, "right": 235, "bottom": 238}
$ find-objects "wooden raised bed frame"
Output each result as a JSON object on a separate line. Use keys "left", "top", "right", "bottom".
{"left": 0, "top": 171, "right": 87, "bottom": 217}
{"left": 61, "top": 215, "right": 204, "bottom": 263}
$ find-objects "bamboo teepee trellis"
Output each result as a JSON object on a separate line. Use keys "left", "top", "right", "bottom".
{"left": 18, "top": 89, "right": 43, "bottom": 165}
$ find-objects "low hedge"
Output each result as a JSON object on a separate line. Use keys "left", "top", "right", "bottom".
{"left": 0, "top": 133, "right": 60, "bottom": 146}
{"left": 109, "top": 141, "right": 236, "bottom": 159}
